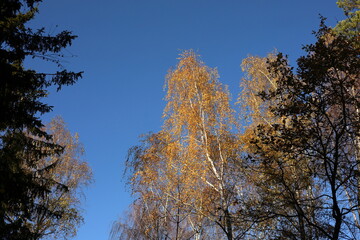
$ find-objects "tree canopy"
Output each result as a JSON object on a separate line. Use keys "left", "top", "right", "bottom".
{"left": 114, "top": 9, "right": 359, "bottom": 240}
{"left": 0, "top": 0, "right": 83, "bottom": 239}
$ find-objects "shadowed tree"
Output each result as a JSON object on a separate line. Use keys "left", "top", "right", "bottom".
{"left": 0, "top": 1, "right": 82, "bottom": 238}
{"left": 244, "top": 23, "right": 360, "bottom": 239}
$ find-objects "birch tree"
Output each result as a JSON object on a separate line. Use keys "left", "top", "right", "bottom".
{"left": 163, "top": 50, "right": 245, "bottom": 239}
{"left": 31, "top": 117, "right": 93, "bottom": 239}
{"left": 119, "top": 50, "right": 247, "bottom": 240}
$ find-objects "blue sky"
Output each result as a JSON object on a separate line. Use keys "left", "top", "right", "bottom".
{"left": 27, "top": 1, "right": 344, "bottom": 239}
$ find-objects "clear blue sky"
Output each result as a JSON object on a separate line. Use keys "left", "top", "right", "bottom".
{"left": 27, "top": 1, "right": 343, "bottom": 239}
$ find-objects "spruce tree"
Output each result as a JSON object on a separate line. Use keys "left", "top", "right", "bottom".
{"left": 0, "top": 1, "right": 82, "bottom": 238}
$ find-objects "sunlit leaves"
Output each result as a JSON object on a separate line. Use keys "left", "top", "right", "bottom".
{"left": 120, "top": 50, "right": 245, "bottom": 240}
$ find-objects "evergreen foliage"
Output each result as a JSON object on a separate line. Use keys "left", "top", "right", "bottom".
{"left": 0, "top": 1, "right": 82, "bottom": 239}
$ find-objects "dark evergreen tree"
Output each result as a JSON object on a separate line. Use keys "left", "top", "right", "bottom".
{"left": 0, "top": 1, "right": 82, "bottom": 239}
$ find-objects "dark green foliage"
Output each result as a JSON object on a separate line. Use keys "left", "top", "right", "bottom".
{"left": 333, "top": 0, "right": 359, "bottom": 46}
{"left": 0, "top": 0, "right": 82, "bottom": 239}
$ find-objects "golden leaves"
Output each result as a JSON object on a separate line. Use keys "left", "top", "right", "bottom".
{"left": 33, "top": 116, "right": 93, "bottom": 239}
{"left": 126, "top": 50, "right": 242, "bottom": 238}
{"left": 238, "top": 52, "right": 278, "bottom": 128}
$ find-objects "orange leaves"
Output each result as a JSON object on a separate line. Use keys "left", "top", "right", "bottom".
{"left": 238, "top": 52, "right": 278, "bottom": 128}
{"left": 26, "top": 116, "right": 93, "bottom": 239}
{"left": 125, "top": 50, "right": 243, "bottom": 239}
{"left": 164, "top": 50, "right": 233, "bottom": 137}
{"left": 118, "top": 21, "right": 360, "bottom": 239}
